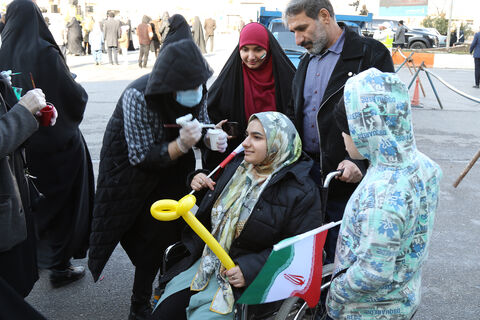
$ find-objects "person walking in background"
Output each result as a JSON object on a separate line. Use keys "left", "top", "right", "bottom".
{"left": 66, "top": 17, "right": 83, "bottom": 55}
{"left": 394, "top": 20, "right": 407, "bottom": 49}
{"left": 204, "top": 17, "right": 216, "bottom": 52}
{"left": 48, "top": 15, "right": 67, "bottom": 58}
{"left": 470, "top": 27, "right": 480, "bottom": 88}
{"left": 328, "top": 68, "right": 442, "bottom": 320}
{"left": 284, "top": 0, "right": 394, "bottom": 268}
{"left": 136, "top": 15, "right": 152, "bottom": 68}
{"left": 82, "top": 16, "right": 94, "bottom": 55}
{"left": 158, "top": 12, "right": 170, "bottom": 49}
{"left": 373, "top": 21, "right": 394, "bottom": 52}
{"left": 90, "top": 21, "right": 104, "bottom": 65}
{"left": 149, "top": 18, "right": 160, "bottom": 57}
{"left": 192, "top": 16, "right": 206, "bottom": 54}
{"left": 119, "top": 24, "right": 130, "bottom": 65}
{"left": 0, "top": 0, "right": 94, "bottom": 288}
{"left": 104, "top": 11, "right": 121, "bottom": 65}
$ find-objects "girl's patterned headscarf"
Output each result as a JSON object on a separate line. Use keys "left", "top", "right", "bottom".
{"left": 191, "top": 111, "right": 302, "bottom": 314}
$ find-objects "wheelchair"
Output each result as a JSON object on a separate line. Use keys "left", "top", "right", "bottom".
{"left": 154, "top": 170, "right": 343, "bottom": 320}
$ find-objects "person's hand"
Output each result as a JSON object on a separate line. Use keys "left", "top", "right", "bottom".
{"left": 176, "top": 119, "right": 202, "bottom": 153}
{"left": 191, "top": 172, "right": 215, "bottom": 191}
{"left": 224, "top": 266, "right": 246, "bottom": 288}
{"left": 336, "top": 160, "right": 363, "bottom": 183}
{"left": 35, "top": 105, "right": 58, "bottom": 126}
{"left": 215, "top": 130, "right": 228, "bottom": 153}
{"left": 0, "top": 70, "right": 12, "bottom": 86}
{"left": 215, "top": 119, "right": 234, "bottom": 139}
{"left": 18, "top": 89, "right": 46, "bottom": 115}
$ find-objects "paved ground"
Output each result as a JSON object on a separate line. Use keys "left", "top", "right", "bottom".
{"left": 25, "top": 40, "right": 480, "bottom": 319}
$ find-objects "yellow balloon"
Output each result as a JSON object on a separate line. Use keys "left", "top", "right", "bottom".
{"left": 151, "top": 195, "right": 235, "bottom": 270}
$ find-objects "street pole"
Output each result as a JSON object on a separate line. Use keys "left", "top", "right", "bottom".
{"left": 446, "top": 0, "right": 453, "bottom": 49}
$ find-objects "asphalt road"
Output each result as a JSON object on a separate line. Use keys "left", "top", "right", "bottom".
{"left": 25, "top": 46, "right": 480, "bottom": 320}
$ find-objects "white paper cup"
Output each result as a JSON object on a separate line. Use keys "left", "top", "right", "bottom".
{"left": 208, "top": 129, "right": 222, "bottom": 151}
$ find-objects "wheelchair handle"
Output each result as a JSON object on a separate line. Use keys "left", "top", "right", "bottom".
{"left": 323, "top": 169, "right": 344, "bottom": 189}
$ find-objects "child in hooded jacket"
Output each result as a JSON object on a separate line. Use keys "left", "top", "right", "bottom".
{"left": 327, "top": 68, "right": 442, "bottom": 320}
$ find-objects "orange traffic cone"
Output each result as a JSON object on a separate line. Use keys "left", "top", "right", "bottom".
{"left": 411, "top": 77, "right": 421, "bottom": 107}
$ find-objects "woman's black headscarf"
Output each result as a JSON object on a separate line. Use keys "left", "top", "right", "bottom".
{"left": 207, "top": 24, "right": 296, "bottom": 155}
{"left": 162, "top": 14, "right": 193, "bottom": 49}
{"left": 0, "top": 0, "right": 88, "bottom": 147}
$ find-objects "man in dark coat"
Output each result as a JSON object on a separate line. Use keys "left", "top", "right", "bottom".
{"left": 103, "top": 11, "right": 121, "bottom": 65}
{"left": 88, "top": 22, "right": 214, "bottom": 318}
{"left": 285, "top": 0, "right": 394, "bottom": 265}
{"left": 0, "top": 0, "right": 94, "bottom": 288}
{"left": 0, "top": 76, "right": 44, "bottom": 298}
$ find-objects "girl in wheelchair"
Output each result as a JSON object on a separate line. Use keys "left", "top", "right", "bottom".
{"left": 150, "top": 112, "right": 322, "bottom": 319}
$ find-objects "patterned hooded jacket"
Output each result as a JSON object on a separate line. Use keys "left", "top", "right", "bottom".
{"left": 327, "top": 68, "right": 442, "bottom": 319}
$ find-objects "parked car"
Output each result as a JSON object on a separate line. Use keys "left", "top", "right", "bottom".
{"left": 362, "top": 19, "right": 439, "bottom": 49}
{"left": 413, "top": 27, "right": 447, "bottom": 47}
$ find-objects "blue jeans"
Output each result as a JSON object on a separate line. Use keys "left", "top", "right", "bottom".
{"left": 93, "top": 50, "right": 102, "bottom": 64}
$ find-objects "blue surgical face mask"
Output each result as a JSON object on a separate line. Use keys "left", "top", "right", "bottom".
{"left": 176, "top": 85, "right": 203, "bottom": 107}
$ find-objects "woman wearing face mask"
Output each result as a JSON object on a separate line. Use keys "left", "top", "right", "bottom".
{"left": 206, "top": 22, "right": 295, "bottom": 170}
{"left": 88, "top": 21, "right": 225, "bottom": 318}
{"left": 151, "top": 112, "right": 322, "bottom": 320}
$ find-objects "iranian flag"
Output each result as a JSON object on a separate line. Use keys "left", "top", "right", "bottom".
{"left": 237, "top": 221, "right": 341, "bottom": 308}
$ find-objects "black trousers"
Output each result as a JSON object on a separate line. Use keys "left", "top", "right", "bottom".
{"left": 474, "top": 58, "right": 480, "bottom": 86}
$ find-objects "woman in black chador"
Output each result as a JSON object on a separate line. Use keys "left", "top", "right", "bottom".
{"left": 66, "top": 17, "right": 84, "bottom": 55}
{"left": 206, "top": 22, "right": 296, "bottom": 169}
{"left": 0, "top": 0, "right": 94, "bottom": 287}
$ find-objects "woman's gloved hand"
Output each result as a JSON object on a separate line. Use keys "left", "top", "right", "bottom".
{"left": 0, "top": 70, "right": 12, "bottom": 86}
{"left": 176, "top": 119, "right": 202, "bottom": 153}
{"left": 18, "top": 88, "right": 46, "bottom": 115}
{"left": 214, "top": 130, "right": 228, "bottom": 153}
{"left": 35, "top": 105, "right": 58, "bottom": 126}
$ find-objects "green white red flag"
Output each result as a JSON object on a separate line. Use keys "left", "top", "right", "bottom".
{"left": 237, "top": 221, "right": 341, "bottom": 308}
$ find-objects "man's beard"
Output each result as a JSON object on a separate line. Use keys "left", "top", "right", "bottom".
{"left": 308, "top": 26, "right": 329, "bottom": 55}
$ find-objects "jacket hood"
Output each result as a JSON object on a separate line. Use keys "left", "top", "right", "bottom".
{"left": 344, "top": 68, "right": 416, "bottom": 167}
{"left": 144, "top": 39, "right": 213, "bottom": 98}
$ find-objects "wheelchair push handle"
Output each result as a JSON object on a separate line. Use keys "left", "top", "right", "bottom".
{"left": 323, "top": 169, "right": 344, "bottom": 189}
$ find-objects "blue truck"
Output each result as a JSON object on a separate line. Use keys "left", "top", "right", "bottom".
{"left": 257, "top": 7, "right": 373, "bottom": 67}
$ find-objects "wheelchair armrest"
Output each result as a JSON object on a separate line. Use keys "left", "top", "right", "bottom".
{"left": 162, "top": 242, "right": 188, "bottom": 275}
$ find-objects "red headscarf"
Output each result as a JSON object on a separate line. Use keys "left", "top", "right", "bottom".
{"left": 239, "top": 23, "right": 276, "bottom": 121}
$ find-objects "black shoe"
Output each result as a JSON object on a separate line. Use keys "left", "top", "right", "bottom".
{"left": 128, "top": 302, "right": 152, "bottom": 320}
{"left": 473, "top": 85, "right": 479, "bottom": 88}
{"left": 49, "top": 265, "right": 85, "bottom": 288}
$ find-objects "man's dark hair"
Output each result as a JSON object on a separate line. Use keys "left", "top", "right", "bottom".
{"left": 108, "top": 11, "right": 115, "bottom": 18}
{"left": 399, "top": 20, "right": 404, "bottom": 25}
{"left": 285, "top": 0, "right": 335, "bottom": 20}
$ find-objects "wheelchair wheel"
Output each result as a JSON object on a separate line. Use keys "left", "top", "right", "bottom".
{"left": 274, "top": 297, "right": 312, "bottom": 320}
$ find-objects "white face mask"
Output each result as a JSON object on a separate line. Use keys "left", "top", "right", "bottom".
{"left": 175, "top": 85, "right": 203, "bottom": 107}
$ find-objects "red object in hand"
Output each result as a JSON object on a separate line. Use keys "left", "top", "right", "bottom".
{"left": 39, "top": 103, "right": 54, "bottom": 126}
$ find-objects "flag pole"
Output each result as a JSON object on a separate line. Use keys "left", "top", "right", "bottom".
{"left": 274, "top": 220, "right": 342, "bottom": 251}
{"left": 188, "top": 144, "right": 244, "bottom": 195}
